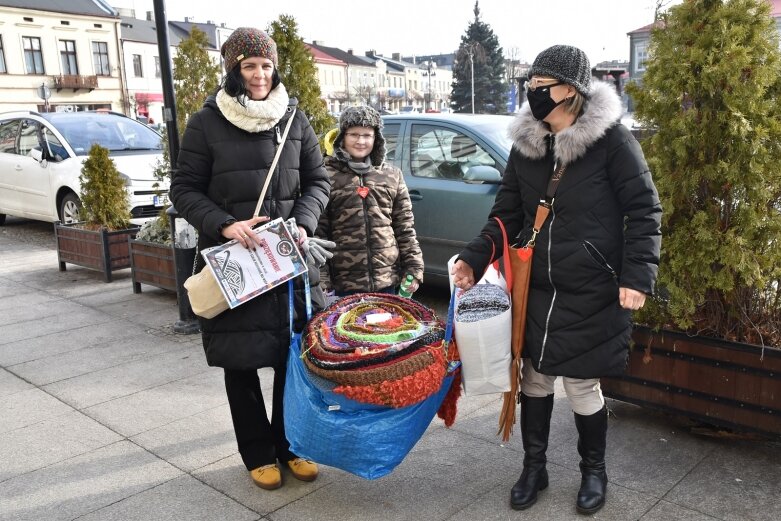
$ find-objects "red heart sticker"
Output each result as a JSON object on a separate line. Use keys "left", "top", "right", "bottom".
{"left": 516, "top": 247, "right": 533, "bottom": 262}
{"left": 356, "top": 186, "right": 370, "bottom": 199}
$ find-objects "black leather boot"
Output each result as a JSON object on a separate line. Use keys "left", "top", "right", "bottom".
{"left": 574, "top": 406, "right": 608, "bottom": 515}
{"left": 510, "top": 393, "right": 554, "bottom": 510}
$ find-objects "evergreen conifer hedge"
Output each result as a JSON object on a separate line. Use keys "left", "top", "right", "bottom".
{"left": 628, "top": 0, "right": 781, "bottom": 345}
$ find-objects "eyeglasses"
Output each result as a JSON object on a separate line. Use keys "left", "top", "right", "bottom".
{"left": 345, "top": 132, "right": 375, "bottom": 141}
{"left": 527, "top": 78, "right": 563, "bottom": 92}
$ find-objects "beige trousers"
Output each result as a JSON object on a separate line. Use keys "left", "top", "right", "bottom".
{"left": 521, "top": 361, "right": 604, "bottom": 416}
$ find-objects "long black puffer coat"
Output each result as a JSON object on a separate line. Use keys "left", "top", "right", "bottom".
{"left": 171, "top": 93, "right": 330, "bottom": 370}
{"left": 459, "top": 82, "right": 661, "bottom": 379}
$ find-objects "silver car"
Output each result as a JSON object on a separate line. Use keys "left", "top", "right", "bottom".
{"left": 381, "top": 113, "right": 513, "bottom": 285}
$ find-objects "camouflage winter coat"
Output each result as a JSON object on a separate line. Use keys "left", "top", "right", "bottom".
{"left": 317, "top": 155, "right": 424, "bottom": 293}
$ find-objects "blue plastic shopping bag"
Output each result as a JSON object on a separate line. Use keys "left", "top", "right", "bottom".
{"left": 284, "top": 342, "right": 454, "bottom": 479}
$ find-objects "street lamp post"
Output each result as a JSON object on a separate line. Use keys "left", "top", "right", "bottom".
{"left": 465, "top": 46, "right": 475, "bottom": 114}
{"left": 421, "top": 60, "right": 437, "bottom": 111}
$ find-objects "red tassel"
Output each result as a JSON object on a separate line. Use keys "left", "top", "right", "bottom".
{"left": 437, "top": 368, "right": 462, "bottom": 427}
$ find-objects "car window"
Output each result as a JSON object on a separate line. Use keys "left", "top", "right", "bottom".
{"left": 41, "top": 126, "right": 68, "bottom": 162}
{"left": 383, "top": 123, "right": 400, "bottom": 166}
{"left": 18, "top": 120, "right": 40, "bottom": 157}
{"left": 409, "top": 124, "right": 498, "bottom": 180}
{"left": 45, "top": 113, "right": 162, "bottom": 155}
{"left": 0, "top": 120, "right": 19, "bottom": 154}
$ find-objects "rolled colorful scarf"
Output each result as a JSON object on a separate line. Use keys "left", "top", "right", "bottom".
{"left": 299, "top": 293, "right": 459, "bottom": 417}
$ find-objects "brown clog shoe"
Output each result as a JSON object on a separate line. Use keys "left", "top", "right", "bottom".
{"left": 287, "top": 458, "right": 318, "bottom": 482}
{"left": 250, "top": 463, "right": 282, "bottom": 490}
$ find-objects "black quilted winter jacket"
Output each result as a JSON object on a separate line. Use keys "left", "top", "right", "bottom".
{"left": 171, "top": 93, "right": 329, "bottom": 370}
{"left": 459, "top": 82, "right": 661, "bottom": 379}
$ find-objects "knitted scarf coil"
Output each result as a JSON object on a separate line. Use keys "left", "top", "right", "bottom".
{"left": 456, "top": 283, "right": 510, "bottom": 322}
{"left": 299, "top": 293, "right": 461, "bottom": 425}
{"left": 216, "top": 82, "right": 289, "bottom": 133}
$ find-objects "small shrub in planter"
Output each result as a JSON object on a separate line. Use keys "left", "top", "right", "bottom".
{"left": 79, "top": 143, "right": 133, "bottom": 231}
{"left": 129, "top": 214, "right": 177, "bottom": 293}
{"left": 55, "top": 144, "right": 138, "bottom": 282}
{"left": 128, "top": 141, "right": 176, "bottom": 292}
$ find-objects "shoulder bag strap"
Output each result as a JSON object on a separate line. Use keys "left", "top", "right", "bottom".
{"left": 253, "top": 107, "right": 297, "bottom": 217}
{"left": 526, "top": 163, "right": 566, "bottom": 248}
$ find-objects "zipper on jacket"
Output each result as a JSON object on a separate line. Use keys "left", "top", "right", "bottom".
{"left": 538, "top": 208, "right": 557, "bottom": 370}
{"left": 582, "top": 240, "right": 619, "bottom": 282}
{"left": 538, "top": 138, "right": 557, "bottom": 370}
{"left": 359, "top": 174, "right": 376, "bottom": 291}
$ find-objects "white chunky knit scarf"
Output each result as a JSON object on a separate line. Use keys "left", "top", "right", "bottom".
{"left": 216, "top": 83, "right": 289, "bottom": 133}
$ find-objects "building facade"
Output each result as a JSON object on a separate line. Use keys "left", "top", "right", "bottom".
{"left": 0, "top": 0, "right": 124, "bottom": 113}
{"left": 627, "top": 0, "right": 781, "bottom": 111}
{"left": 118, "top": 11, "right": 229, "bottom": 124}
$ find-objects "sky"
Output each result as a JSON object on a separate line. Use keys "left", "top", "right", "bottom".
{"left": 111, "top": 0, "right": 682, "bottom": 64}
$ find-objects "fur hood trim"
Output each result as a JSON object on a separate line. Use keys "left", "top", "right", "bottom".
{"left": 508, "top": 81, "right": 622, "bottom": 165}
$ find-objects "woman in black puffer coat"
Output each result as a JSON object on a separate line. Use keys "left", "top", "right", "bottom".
{"left": 452, "top": 45, "right": 661, "bottom": 515}
{"left": 170, "top": 28, "right": 329, "bottom": 491}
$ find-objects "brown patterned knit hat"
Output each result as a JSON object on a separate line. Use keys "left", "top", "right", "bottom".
{"left": 221, "top": 27, "right": 278, "bottom": 72}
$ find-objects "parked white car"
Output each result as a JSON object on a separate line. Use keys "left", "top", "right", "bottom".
{"left": 0, "top": 110, "right": 168, "bottom": 226}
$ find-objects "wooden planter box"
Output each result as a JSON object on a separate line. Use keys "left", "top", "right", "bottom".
{"left": 54, "top": 221, "right": 139, "bottom": 282}
{"left": 128, "top": 238, "right": 176, "bottom": 293}
{"left": 601, "top": 326, "right": 781, "bottom": 437}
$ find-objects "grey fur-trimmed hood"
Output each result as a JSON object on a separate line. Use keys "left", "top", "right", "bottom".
{"left": 509, "top": 81, "right": 623, "bottom": 165}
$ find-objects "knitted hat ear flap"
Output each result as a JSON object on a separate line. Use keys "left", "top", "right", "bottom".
{"left": 332, "top": 132, "right": 346, "bottom": 159}
{"left": 369, "top": 134, "right": 386, "bottom": 167}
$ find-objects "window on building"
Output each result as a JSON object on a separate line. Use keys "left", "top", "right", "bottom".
{"left": 23, "top": 36, "right": 45, "bottom": 75}
{"left": 92, "top": 41, "right": 110, "bottom": 76}
{"left": 0, "top": 36, "right": 6, "bottom": 73}
{"left": 635, "top": 42, "right": 649, "bottom": 73}
{"left": 154, "top": 56, "right": 160, "bottom": 78}
{"left": 59, "top": 40, "right": 79, "bottom": 75}
{"left": 133, "top": 54, "right": 143, "bottom": 77}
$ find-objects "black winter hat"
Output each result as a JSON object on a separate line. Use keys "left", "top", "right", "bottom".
{"left": 333, "top": 105, "right": 387, "bottom": 167}
{"left": 528, "top": 45, "right": 592, "bottom": 96}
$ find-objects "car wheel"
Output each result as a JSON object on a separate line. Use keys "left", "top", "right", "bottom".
{"left": 0, "top": 214, "right": 5, "bottom": 226}
{"left": 59, "top": 193, "right": 81, "bottom": 224}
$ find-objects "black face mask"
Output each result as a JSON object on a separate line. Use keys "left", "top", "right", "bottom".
{"left": 526, "top": 82, "right": 565, "bottom": 121}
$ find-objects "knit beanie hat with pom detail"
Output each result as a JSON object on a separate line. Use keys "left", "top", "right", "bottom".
{"left": 528, "top": 44, "right": 591, "bottom": 96}
{"left": 221, "top": 27, "right": 278, "bottom": 72}
{"left": 333, "top": 105, "right": 387, "bottom": 167}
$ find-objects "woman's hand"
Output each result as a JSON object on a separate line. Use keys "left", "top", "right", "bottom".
{"left": 619, "top": 287, "right": 646, "bottom": 310}
{"left": 450, "top": 260, "right": 475, "bottom": 290}
{"left": 222, "top": 216, "right": 270, "bottom": 249}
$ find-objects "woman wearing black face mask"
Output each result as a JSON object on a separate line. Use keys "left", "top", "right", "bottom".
{"left": 451, "top": 45, "right": 661, "bottom": 514}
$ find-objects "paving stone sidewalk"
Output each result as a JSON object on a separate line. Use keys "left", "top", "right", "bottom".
{"left": 1, "top": 233, "right": 779, "bottom": 521}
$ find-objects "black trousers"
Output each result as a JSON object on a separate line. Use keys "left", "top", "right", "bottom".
{"left": 224, "top": 366, "right": 295, "bottom": 470}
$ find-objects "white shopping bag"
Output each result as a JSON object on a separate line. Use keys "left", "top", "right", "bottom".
{"left": 448, "top": 255, "right": 512, "bottom": 395}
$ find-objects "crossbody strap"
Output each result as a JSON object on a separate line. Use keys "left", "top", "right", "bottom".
{"left": 253, "top": 107, "right": 297, "bottom": 217}
{"left": 526, "top": 163, "right": 566, "bottom": 248}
